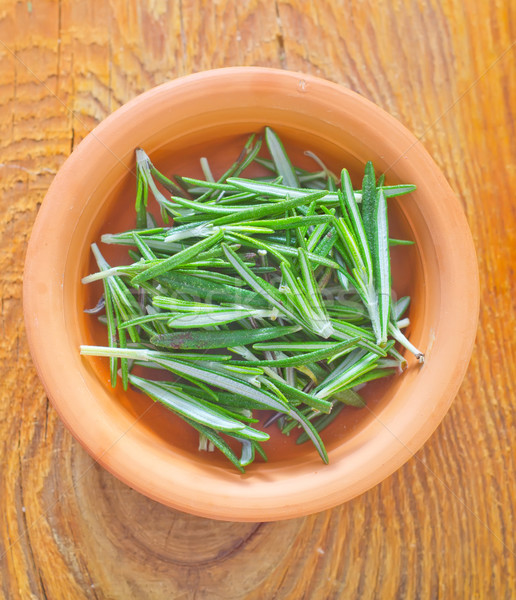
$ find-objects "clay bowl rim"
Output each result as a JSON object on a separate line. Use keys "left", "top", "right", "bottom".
{"left": 23, "top": 67, "right": 479, "bottom": 521}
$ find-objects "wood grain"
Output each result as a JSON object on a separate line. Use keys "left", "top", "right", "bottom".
{"left": 1, "top": 0, "right": 515, "bottom": 598}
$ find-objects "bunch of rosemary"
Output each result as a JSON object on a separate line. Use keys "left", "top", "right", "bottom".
{"left": 80, "top": 128, "right": 424, "bottom": 472}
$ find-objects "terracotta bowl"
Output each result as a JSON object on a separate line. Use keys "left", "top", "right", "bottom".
{"left": 23, "top": 67, "right": 479, "bottom": 521}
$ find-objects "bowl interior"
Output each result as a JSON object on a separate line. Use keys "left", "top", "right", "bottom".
{"left": 76, "top": 128, "right": 425, "bottom": 467}
{"left": 25, "top": 68, "right": 476, "bottom": 520}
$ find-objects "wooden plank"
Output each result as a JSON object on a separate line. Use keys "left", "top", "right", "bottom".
{"left": 1, "top": 0, "right": 514, "bottom": 598}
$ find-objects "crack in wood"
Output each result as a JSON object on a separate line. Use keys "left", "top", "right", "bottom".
{"left": 44, "top": 397, "right": 49, "bottom": 442}
{"left": 179, "top": 0, "right": 187, "bottom": 74}
{"left": 56, "top": 0, "right": 62, "bottom": 95}
{"left": 274, "top": 0, "right": 286, "bottom": 69}
{"left": 16, "top": 433, "right": 48, "bottom": 600}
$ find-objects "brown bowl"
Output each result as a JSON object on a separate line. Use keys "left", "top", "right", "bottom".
{"left": 23, "top": 67, "right": 479, "bottom": 521}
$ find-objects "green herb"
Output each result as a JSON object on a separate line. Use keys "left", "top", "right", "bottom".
{"left": 80, "top": 129, "right": 423, "bottom": 471}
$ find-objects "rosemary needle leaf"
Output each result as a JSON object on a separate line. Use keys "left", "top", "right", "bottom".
{"left": 166, "top": 308, "right": 274, "bottom": 328}
{"left": 158, "top": 271, "right": 269, "bottom": 309}
{"left": 228, "top": 338, "right": 359, "bottom": 369}
{"left": 226, "top": 177, "right": 414, "bottom": 205}
{"left": 392, "top": 296, "right": 411, "bottom": 321}
{"left": 288, "top": 406, "right": 329, "bottom": 463}
{"left": 178, "top": 177, "right": 236, "bottom": 193}
{"left": 252, "top": 439, "right": 269, "bottom": 462}
{"left": 227, "top": 232, "right": 289, "bottom": 263}
{"left": 131, "top": 230, "right": 224, "bottom": 285}
{"left": 132, "top": 232, "right": 157, "bottom": 260}
{"left": 113, "top": 303, "right": 129, "bottom": 391}
{"left": 158, "top": 381, "right": 262, "bottom": 425}
{"left": 374, "top": 188, "right": 391, "bottom": 345}
{"left": 175, "top": 269, "right": 244, "bottom": 286}
{"left": 118, "top": 313, "right": 174, "bottom": 328}
{"left": 340, "top": 169, "right": 373, "bottom": 278}
{"left": 154, "top": 352, "right": 234, "bottom": 362}
{"left": 296, "top": 404, "right": 345, "bottom": 444}
{"left": 376, "top": 183, "right": 416, "bottom": 197}
{"left": 221, "top": 243, "right": 307, "bottom": 328}
{"left": 264, "top": 126, "right": 300, "bottom": 188}
{"left": 226, "top": 177, "right": 335, "bottom": 202}
{"left": 135, "top": 148, "right": 170, "bottom": 210}
{"left": 307, "top": 217, "right": 333, "bottom": 252}
{"left": 314, "top": 351, "right": 379, "bottom": 399}
{"left": 151, "top": 357, "right": 291, "bottom": 413}
{"left": 345, "top": 367, "right": 396, "bottom": 389}
{"left": 238, "top": 439, "right": 255, "bottom": 467}
{"left": 388, "top": 322, "right": 425, "bottom": 363}
{"left": 333, "top": 388, "right": 367, "bottom": 407}
{"left": 151, "top": 325, "right": 301, "bottom": 350}
{"left": 212, "top": 191, "right": 327, "bottom": 227}
{"left": 312, "top": 227, "right": 338, "bottom": 258}
{"left": 103, "top": 271, "right": 118, "bottom": 387}
{"left": 333, "top": 217, "right": 366, "bottom": 273}
{"left": 298, "top": 248, "right": 334, "bottom": 338}
{"left": 252, "top": 342, "right": 337, "bottom": 352}
{"left": 360, "top": 161, "right": 378, "bottom": 253}
{"left": 223, "top": 133, "right": 263, "bottom": 181}
{"left": 389, "top": 238, "right": 415, "bottom": 246}
{"left": 226, "top": 423, "right": 270, "bottom": 443}
{"left": 270, "top": 379, "right": 333, "bottom": 413}
{"left": 150, "top": 167, "right": 186, "bottom": 198}
{"left": 183, "top": 418, "right": 245, "bottom": 473}
{"left": 128, "top": 374, "right": 247, "bottom": 433}
{"left": 164, "top": 195, "right": 263, "bottom": 215}
{"left": 84, "top": 272, "right": 117, "bottom": 386}
{"left": 239, "top": 215, "right": 332, "bottom": 231}
{"left": 152, "top": 296, "right": 226, "bottom": 312}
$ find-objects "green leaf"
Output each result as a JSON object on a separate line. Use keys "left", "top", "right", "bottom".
{"left": 163, "top": 195, "right": 267, "bottom": 216}
{"left": 157, "top": 270, "right": 269, "bottom": 309}
{"left": 238, "top": 439, "right": 255, "bottom": 467}
{"left": 151, "top": 357, "right": 291, "bottom": 413}
{"left": 333, "top": 217, "right": 367, "bottom": 273}
{"left": 288, "top": 406, "right": 329, "bottom": 463}
{"left": 128, "top": 374, "right": 248, "bottom": 432}
{"left": 166, "top": 308, "right": 273, "bottom": 328}
{"left": 221, "top": 243, "right": 308, "bottom": 329}
{"left": 264, "top": 126, "right": 300, "bottom": 188}
{"left": 389, "top": 238, "right": 414, "bottom": 246}
{"left": 151, "top": 325, "right": 301, "bottom": 350}
{"left": 132, "top": 232, "right": 157, "bottom": 260}
{"left": 374, "top": 189, "right": 391, "bottom": 345}
{"left": 298, "top": 248, "right": 334, "bottom": 338}
{"left": 392, "top": 296, "right": 411, "bottom": 321}
{"left": 360, "top": 161, "right": 377, "bottom": 253}
{"left": 270, "top": 379, "right": 333, "bottom": 413}
{"left": 131, "top": 230, "right": 224, "bottom": 285}
{"left": 296, "top": 403, "right": 345, "bottom": 444}
{"left": 238, "top": 214, "right": 332, "bottom": 231}
{"left": 96, "top": 256, "right": 118, "bottom": 387}
{"left": 229, "top": 338, "right": 359, "bottom": 369}
{"left": 212, "top": 191, "right": 327, "bottom": 226}
{"left": 340, "top": 169, "right": 374, "bottom": 280}
{"left": 184, "top": 417, "right": 245, "bottom": 473}
{"left": 226, "top": 177, "right": 338, "bottom": 203}
{"left": 388, "top": 322, "right": 425, "bottom": 362}
{"left": 333, "top": 388, "right": 366, "bottom": 407}
{"left": 314, "top": 351, "right": 379, "bottom": 399}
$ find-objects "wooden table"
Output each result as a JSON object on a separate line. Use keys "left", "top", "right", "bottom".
{"left": 1, "top": 1, "right": 514, "bottom": 598}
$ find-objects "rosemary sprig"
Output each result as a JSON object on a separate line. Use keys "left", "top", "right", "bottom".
{"left": 80, "top": 129, "right": 423, "bottom": 471}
